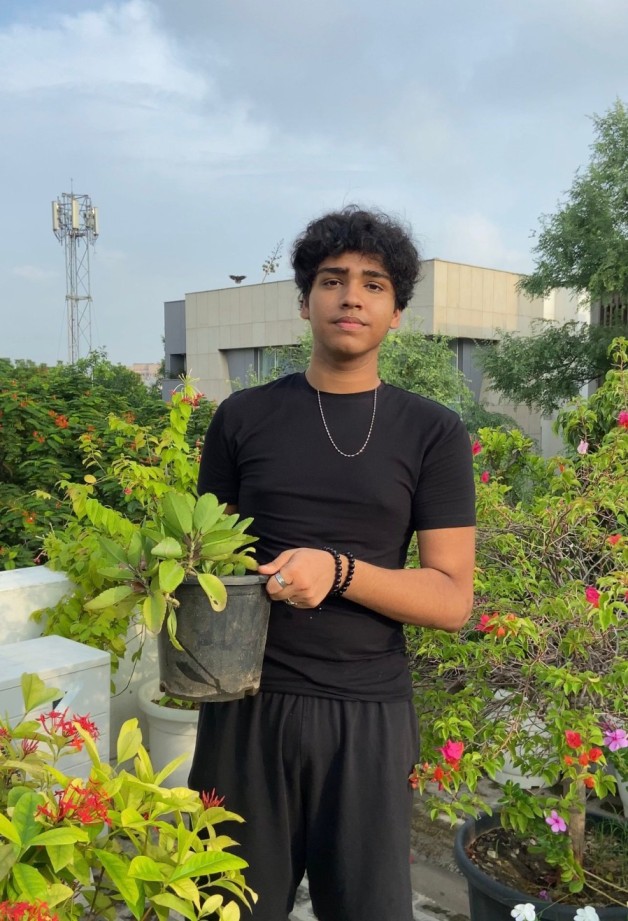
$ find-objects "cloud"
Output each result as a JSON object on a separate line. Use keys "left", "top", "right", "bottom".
{"left": 12, "top": 264, "right": 59, "bottom": 282}
{"left": 441, "top": 213, "right": 532, "bottom": 273}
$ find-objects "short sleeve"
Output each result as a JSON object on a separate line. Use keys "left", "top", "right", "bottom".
{"left": 197, "top": 399, "right": 240, "bottom": 503}
{"left": 412, "top": 415, "right": 476, "bottom": 530}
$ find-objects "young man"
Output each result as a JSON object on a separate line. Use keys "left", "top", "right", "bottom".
{"left": 190, "top": 207, "right": 476, "bottom": 921}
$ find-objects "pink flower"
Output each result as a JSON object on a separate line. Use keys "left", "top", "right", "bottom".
{"left": 545, "top": 810, "right": 567, "bottom": 833}
{"left": 440, "top": 740, "right": 464, "bottom": 765}
{"left": 123, "top": 487, "right": 132, "bottom": 495}
{"left": 584, "top": 585, "right": 600, "bottom": 607}
{"left": 480, "top": 471, "right": 490, "bottom": 483}
{"left": 603, "top": 728, "right": 628, "bottom": 752}
{"left": 618, "top": 410, "right": 628, "bottom": 428}
{"left": 471, "top": 440, "right": 482, "bottom": 456}
{"left": 477, "top": 613, "right": 496, "bottom": 633}
{"left": 577, "top": 439, "right": 589, "bottom": 455}
{"left": 607, "top": 534, "right": 622, "bottom": 546}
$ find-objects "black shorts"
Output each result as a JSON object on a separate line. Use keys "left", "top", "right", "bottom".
{"left": 188, "top": 691, "right": 419, "bottom": 921}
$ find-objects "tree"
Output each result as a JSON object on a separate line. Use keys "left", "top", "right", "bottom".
{"left": 476, "top": 319, "right": 623, "bottom": 415}
{"left": 520, "top": 98, "right": 628, "bottom": 301}
{"left": 479, "top": 100, "right": 628, "bottom": 414}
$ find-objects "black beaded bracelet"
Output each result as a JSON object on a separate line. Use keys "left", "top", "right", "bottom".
{"left": 336, "top": 550, "right": 355, "bottom": 596}
{"left": 322, "top": 546, "right": 343, "bottom": 595}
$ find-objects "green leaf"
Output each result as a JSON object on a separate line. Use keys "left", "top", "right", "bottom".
{"left": 159, "top": 558, "right": 185, "bottom": 593}
{"left": 94, "top": 849, "right": 141, "bottom": 907}
{"left": 197, "top": 573, "right": 227, "bottom": 612}
{"left": 12, "top": 791, "right": 43, "bottom": 847}
{"left": 152, "top": 537, "right": 185, "bottom": 560}
{"left": 21, "top": 673, "right": 62, "bottom": 713}
{"left": 192, "top": 492, "right": 224, "bottom": 534}
{"left": 30, "top": 827, "right": 89, "bottom": 846}
{"left": 128, "top": 855, "right": 166, "bottom": 882}
{"left": 117, "top": 718, "right": 143, "bottom": 764}
{"left": 0, "top": 842, "right": 18, "bottom": 879}
{"left": 0, "top": 813, "right": 20, "bottom": 844}
{"left": 169, "top": 851, "right": 247, "bottom": 882}
{"left": 161, "top": 491, "right": 194, "bottom": 537}
{"left": 13, "top": 863, "right": 49, "bottom": 901}
{"left": 151, "top": 893, "right": 198, "bottom": 921}
{"left": 84, "top": 584, "right": 136, "bottom": 610}
{"left": 98, "top": 535, "right": 130, "bottom": 564}
{"left": 143, "top": 592, "right": 167, "bottom": 633}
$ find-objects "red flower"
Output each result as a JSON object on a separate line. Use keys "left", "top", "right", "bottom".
{"left": 201, "top": 787, "right": 225, "bottom": 809}
{"left": 124, "top": 487, "right": 132, "bottom": 495}
{"left": 477, "top": 613, "right": 497, "bottom": 633}
{"left": 583, "top": 775, "right": 595, "bottom": 789}
{"left": 440, "top": 740, "right": 464, "bottom": 766}
{"left": 0, "top": 902, "right": 59, "bottom": 921}
{"left": 563, "top": 755, "right": 574, "bottom": 766}
{"left": 607, "top": 534, "right": 622, "bottom": 546}
{"left": 588, "top": 747, "right": 603, "bottom": 762}
{"left": 471, "top": 440, "right": 482, "bottom": 456}
{"left": 565, "top": 731, "right": 583, "bottom": 750}
{"left": 618, "top": 410, "right": 628, "bottom": 428}
{"left": 20, "top": 739, "right": 38, "bottom": 756}
{"left": 480, "top": 470, "right": 490, "bottom": 483}
{"left": 585, "top": 585, "right": 600, "bottom": 607}
{"left": 53, "top": 414, "right": 69, "bottom": 429}
{"left": 36, "top": 781, "right": 111, "bottom": 826}
{"left": 408, "top": 768, "right": 419, "bottom": 790}
{"left": 433, "top": 765, "right": 445, "bottom": 782}
{"left": 578, "top": 753, "right": 590, "bottom": 766}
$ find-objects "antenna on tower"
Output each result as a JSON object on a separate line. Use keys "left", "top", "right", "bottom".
{"left": 51, "top": 190, "right": 99, "bottom": 364}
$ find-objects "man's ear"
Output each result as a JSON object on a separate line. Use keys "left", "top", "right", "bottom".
{"left": 389, "top": 307, "right": 401, "bottom": 330}
{"left": 300, "top": 297, "right": 310, "bottom": 320}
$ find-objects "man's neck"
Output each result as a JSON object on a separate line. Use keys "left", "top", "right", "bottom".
{"left": 305, "top": 356, "right": 380, "bottom": 394}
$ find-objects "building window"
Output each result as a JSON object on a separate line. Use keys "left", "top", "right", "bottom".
{"left": 598, "top": 295, "right": 627, "bottom": 327}
{"left": 224, "top": 347, "right": 281, "bottom": 389}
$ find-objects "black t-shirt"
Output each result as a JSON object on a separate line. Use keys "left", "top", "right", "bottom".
{"left": 197, "top": 373, "right": 476, "bottom": 701}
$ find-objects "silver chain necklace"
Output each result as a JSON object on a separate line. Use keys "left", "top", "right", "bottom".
{"left": 316, "top": 388, "right": 378, "bottom": 458}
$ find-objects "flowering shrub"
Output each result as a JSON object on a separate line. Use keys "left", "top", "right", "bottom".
{"left": 409, "top": 338, "right": 628, "bottom": 900}
{"left": 0, "top": 672, "right": 254, "bottom": 920}
{"left": 0, "top": 355, "right": 215, "bottom": 569}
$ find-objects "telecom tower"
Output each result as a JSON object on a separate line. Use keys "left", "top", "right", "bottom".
{"left": 52, "top": 191, "right": 99, "bottom": 363}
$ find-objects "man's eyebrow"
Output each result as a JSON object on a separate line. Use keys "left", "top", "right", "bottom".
{"left": 315, "top": 266, "right": 392, "bottom": 280}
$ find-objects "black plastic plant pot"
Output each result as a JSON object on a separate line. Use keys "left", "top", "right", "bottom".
{"left": 454, "top": 811, "right": 627, "bottom": 921}
{"left": 158, "top": 574, "right": 271, "bottom": 703}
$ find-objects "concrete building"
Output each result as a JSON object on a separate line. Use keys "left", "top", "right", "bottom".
{"left": 163, "top": 259, "right": 588, "bottom": 452}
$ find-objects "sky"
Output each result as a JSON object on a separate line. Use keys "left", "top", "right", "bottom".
{"left": 1, "top": 0, "right": 628, "bottom": 367}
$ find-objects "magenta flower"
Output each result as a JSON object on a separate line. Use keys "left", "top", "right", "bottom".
{"left": 584, "top": 585, "right": 600, "bottom": 607}
{"left": 577, "top": 439, "right": 589, "bottom": 455}
{"left": 440, "top": 740, "right": 465, "bottom": 765}
{"left": 545, "top": 810, "right": 567, "bottom": 833}
{"left": 618, "top": 410, "right": 628, "bottom": 428}
{"left": 603, "top": 728, "right": 628, "bottom": 752}
{"left": 471, "top": 440, "right": 482, "bottom": 456}
{"left": 480, "top": 470, "right": 490, "bottom": 483}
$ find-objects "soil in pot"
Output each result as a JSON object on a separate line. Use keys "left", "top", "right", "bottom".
{"left": 465, "top": 817, "right": 628, "bottom": 911}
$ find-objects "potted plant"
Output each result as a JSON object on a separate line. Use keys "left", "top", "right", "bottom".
{"left": 40, "top": 379, "right": 271, "bottom": 703}
{"left": 137, "top": 682, "right": 199, "bottom": 788}
{"left": 409, "top": 338, "right": 628, "bottom": 920}
{"left": 0, "top": 671, "right": 255, "bottom": 920}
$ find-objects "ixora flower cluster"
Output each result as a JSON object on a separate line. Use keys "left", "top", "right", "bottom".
{"left": 512, "top": 904, "right": 601, "bottom": 921}
{"left": 409, "top": 338, "right": 628, "bottom": 906}
{"left": 0, "top": 673, "right": 254, "bottom": 921}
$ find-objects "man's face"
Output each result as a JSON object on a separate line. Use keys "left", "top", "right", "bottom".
{"left": 300, "top": 251, "right": 401, "bottom": 362}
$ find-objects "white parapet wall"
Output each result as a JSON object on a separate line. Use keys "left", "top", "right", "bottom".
{"left": 0, "top": 565, "right": 159, "bottom": 757}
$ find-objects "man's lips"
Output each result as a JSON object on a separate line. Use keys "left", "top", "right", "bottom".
{"left": 334, "top": 317, "right": 365, "bottom": 328}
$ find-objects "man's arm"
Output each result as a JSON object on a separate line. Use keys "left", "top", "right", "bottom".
{"left": 258, "top": 526, "right": 475, "bottom": 633}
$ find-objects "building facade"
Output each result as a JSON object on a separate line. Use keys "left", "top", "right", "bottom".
{"left": 163, "top": 259, "right": 587, "bottom": 452}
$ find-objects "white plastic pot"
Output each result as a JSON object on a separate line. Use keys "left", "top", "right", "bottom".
{"left": 137, "top": 681, "right": 199, "bottom": 788}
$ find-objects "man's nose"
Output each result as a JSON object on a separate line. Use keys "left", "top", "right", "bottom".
{"left": 341, "top": 279, "right": 363, "bottom": 307}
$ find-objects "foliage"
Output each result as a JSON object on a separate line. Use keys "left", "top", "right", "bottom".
{"left": 264, "top": 326, "right": 485, "bottom": 419}
{"left": 409, "top": 339, "right": 628, "bottom": 903}
{"left": 520, "top": 99, "right": 628, "bottom": 301}
{"left": 0, "top": 354, "right": 215, "bottom": 570}
{"left": 0, "top": 673, "right": 254, "bottom": 920}
{"left": 477, "top": 319, "right": 628, "bottom": 415}
{"left": 38, "top": 380, "right": 256, "bottom": 671}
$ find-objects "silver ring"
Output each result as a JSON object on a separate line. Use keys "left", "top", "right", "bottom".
{"left": 274, "top": 572, "right": 288, "bottom": 589}
{"left": 285, "top": 599, "right": 298, "bottom": 607}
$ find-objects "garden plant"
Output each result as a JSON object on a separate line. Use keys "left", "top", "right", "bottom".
{"left": 410, "top": 338, "right": 628, "bottom": 912}
{"left": 0, "top": 672, "right": 254, "bottom": 920}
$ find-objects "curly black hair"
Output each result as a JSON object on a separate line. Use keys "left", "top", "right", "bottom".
{"left": 291, "top": 205, "right": 421, "bottom": 310}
